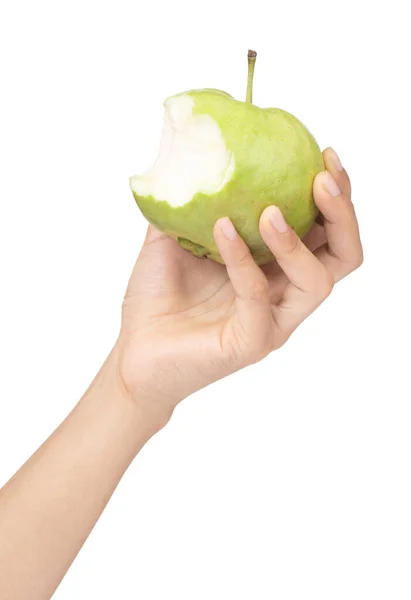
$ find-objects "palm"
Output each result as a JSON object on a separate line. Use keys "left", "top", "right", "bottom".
{"left": 120, "top": 221, "right": 328, "bottom": 409}
{"left": 124, "top": 228, "right": 236, "bottom": 330}
{"left": 124, "top": 224, "right": 325, "bottom": 328}
{"left": 121, "top": 228, "right": 251, "bottom": 404}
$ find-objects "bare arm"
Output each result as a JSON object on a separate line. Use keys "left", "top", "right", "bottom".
{"left": 0, "top": 348, "right": 168, "bottom": 600}
{"left": 0, "top": 148, "right": 362, "bottom": 599}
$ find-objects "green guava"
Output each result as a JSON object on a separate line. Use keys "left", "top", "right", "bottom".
{"left": 130, "top": 51, "right": 324, "bottom": 265}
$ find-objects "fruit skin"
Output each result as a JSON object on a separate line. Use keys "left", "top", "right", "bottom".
{"left": 131, "top": 89, "right": 324, "bottom": 265}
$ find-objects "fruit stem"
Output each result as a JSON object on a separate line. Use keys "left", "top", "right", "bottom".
{"left": 246, "top": 50, "right": 257, "bottom": 103}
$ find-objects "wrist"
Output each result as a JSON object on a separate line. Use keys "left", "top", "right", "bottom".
{"left": 99, "top": 342, "right": 173, "bottom": 438}
{"left": 76, "top": 346, "right": 169, "bottom": 467}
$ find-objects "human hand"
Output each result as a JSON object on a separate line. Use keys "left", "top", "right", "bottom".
{"left": 117, "top": 147, "right": 363, "bottom": 424}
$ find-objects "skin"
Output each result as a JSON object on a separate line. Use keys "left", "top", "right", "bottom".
{"left": 0, "top": 148, "right": 362, "bottom": 599}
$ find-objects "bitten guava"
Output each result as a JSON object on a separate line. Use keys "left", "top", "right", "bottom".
{"left": 130, "top": 50, "right": 323, "bottom": 265}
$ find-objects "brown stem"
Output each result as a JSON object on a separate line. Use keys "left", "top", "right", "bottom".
{"left": 246, "top": 50, "right": 257, "bottom": 103}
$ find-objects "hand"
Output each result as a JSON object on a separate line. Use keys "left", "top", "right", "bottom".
{"left": 117, "top": 147, "right": 363, "bottom": 422}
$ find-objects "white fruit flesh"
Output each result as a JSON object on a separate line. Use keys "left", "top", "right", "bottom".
{"left": 130, "top": 95, "right": 235, "bottom": 207}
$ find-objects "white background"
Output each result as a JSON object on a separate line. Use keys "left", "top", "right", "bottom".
{"left": 0, "top": 0, "right": 410, "bottom": 598}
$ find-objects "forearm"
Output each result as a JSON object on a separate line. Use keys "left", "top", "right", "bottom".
{"left": 0, "top": 346, "right": 162, "bottom": 600}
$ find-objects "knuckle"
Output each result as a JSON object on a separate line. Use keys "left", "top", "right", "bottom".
{"left": 237, "top": 248, "right": 253, "bottom": 268}
{"left": 353, "top": 247, "right": 364, "bottom": 270}
{"left": 319, "top": 267, "right": 335, "bottom": 298}
{"left": 284, "top": 232, "right": 301, "bottom": 256}
{"left": 343, "top": 247, "right": 364, "bottom": 275}
{"left": 345, "top": 196, "right": 357, "bottom": 216}
{"left": 344, "top": 171, "right": 352, "bottom": 197}
{"left": 250, "top": 277, "right": 269, "bottom": 301}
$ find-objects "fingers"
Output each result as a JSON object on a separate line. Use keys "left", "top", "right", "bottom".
{"left": 322, "top": 146, "right": 351, "bottom": 197}
{"left": 313, "top": 149, "right": 363, "bottom": 281}
{"left": 214, "top": 218, "right": 272, "bottom": 351}
{"left": 143, "top": 224, "right": 169, "bottom": 247}
{"left": 260, "top": 222, "right": 326, "bottom": 303}
{"left": 259, "top": 206, "right": 334, "bottom": 334}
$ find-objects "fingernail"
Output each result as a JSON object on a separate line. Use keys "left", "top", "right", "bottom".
{"left": 329, "top": 147, "right": 343, "bottom": 172}
{"left": 218, "top": 217, "right": 238, "bottom": 241}
{"left": 268, "top": 206, "right": 288, "bottom": 233}
{"left": 324, "top": 171, "right": 341, "bottom": 197}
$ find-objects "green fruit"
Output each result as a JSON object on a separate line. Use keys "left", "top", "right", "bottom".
{"left": 130, "top": 50, "right": 324, "bottom": 265}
